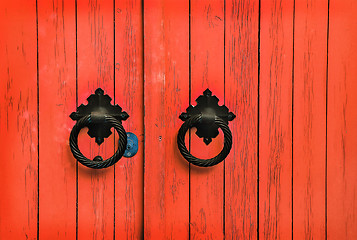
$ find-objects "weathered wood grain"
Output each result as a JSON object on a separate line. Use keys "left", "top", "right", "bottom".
{"left": 260, "top": 0, "right": 294, "bottom": 239}
{"left": 38, "top": 0, "right": 77, "bottom": 239}
{"left": 0, "top": 0, "right": 38, "bottom": 239}
{"left": 76, "top": 0, "right": 115, "bottom": 239}
{"left": 114, "top": 0, "right": 144, "bottom": 238}
{"left": 225, "top": 0, "right": 259, "bottom": 239}
{"left": 143, "top": 0, "right": 190, "bottom": 238}
{"left": 293, "top": 0, "right": 328, "bottom": 239}
{"left": 2, "top": 0, "right": 357, "bottom": 239}
{"left": 190, "top": 0, "right": 225, "bottom": 239}
{"left": 327, "top": 0, "right": 357, "bottom": 239}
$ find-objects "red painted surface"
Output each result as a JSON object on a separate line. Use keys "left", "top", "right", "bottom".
{"left": 76, "top": 0, "right": 115, "bottom": 239}
{"left": 115, "top": 0, "right": 144, "bottom": 238}
{"left": 260, "top": 0, "right": 293, "bottom": 239}
{"left": 225, "top": 0, "right": 259, "bottom": 239}
{"left": 328, "top": 0, "right": 357, "bottom": 239}
{"left": 1, "top": 0, "right": 357, "bottom": 239}
{"left": 0, "top": 1, "right": 38, "bottom": 239}
{"left": 38, "top": 0, "right": 76, "bottom": 239}
{"left": 293, "top": 0, "right": 328, "bottom": 239}
{"left": 144, "top": 0, "right": 190, "bottom": 238}
{"left": 190, "top": 0, "right": 225, "bottom": 239}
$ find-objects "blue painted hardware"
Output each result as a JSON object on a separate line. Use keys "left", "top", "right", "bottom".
{"left": 124, "top": 132, "right": 138, "bottom": 158}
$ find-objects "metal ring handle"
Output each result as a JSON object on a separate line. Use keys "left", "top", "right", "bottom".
{"left": 69, "top": 114, "right": 127, "bottom": 169}
{"left": 177, "top": 114, "right": 233, "bottom": 167}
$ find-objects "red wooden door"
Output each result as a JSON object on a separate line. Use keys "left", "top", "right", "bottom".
{"left": 1, "top": 0, "right": 356, "bottom": 239}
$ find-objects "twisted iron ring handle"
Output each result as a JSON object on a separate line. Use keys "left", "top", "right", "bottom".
{"left": 69, "top": 115, "right": 127, "bottom": 169}
{"left": 177, "top": 114, "right": 233, "bottom": 167}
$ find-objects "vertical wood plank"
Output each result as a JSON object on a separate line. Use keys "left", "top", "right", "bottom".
{"left": 190, "top": 0, "right": 224, "bottom": 239}
{"left": 225, "top": 0, "right": 259, "bottom": 239}
{"left": 38, "top": 0, "right": 77, "bottom": 239}
{"left": 114, "top": 0, "right": 144, "bottom": 238}
{"left": 259, "top": 0, "right": 294, "bottom": 239}
{"left": 143, "top": 0, "right": 190, "bottom": 238}
{"left": 328, "top": 0, "right": 357, "bottom": 239}
{"left": 0, "top": 0, "right": 38, "bottom": 239}
{"left": 76, "top": 0, "right": 115, "bottom": 239}
{"left": 293, "top": 0, "right": 328, "bottom": 239}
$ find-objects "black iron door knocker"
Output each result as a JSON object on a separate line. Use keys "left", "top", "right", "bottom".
{"left": 69, "top": 88, "right": 129, "bottom": 169}
{"left": 177, "top": 89, "right": 236, "bottom": 167}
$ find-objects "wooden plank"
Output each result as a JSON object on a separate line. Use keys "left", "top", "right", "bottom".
{"left": 37, "top": 0, "right": 76, "bottom": 238}
{"left": 114, "top": 0, "right": 144, "bottom": 238}
{"left": 76, "top": 0, "right": 115, "bottom": 239}
{"left": 327, "top": 0, "right": 357, "bottom": 239}
{"left": 190, "top": 0, "right": 225, "bottom": 239}
{"left": 0, "top": 0, "right": 38, "bottom": 239}
{"left": 293, "top": 0, "right": 328, "bottom": 239}
{"left": 259, "top": 0, "right": 294, "bottom": 239}
{"left": 143, "top": 0, "right": 190, "bottom": 238}
{"left": 225, "top": 0, "right": 258, "bottom": 239}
